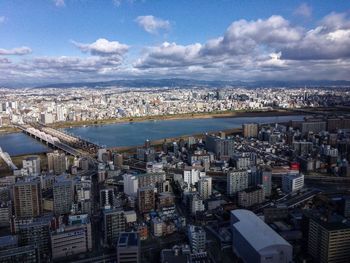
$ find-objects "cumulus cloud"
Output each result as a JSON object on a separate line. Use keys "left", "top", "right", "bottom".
{"left": 0, "top": 47, "right": 32, "bottom": 56}
{"left": 72, "top": 38, "right": 129, "bottom": 57}
{"left": 54, "top": 0, "right": 65, "bottom": 7}
{"left": 135, "top": 15, "right": 170, "bottom": 34}
{"left": 294, "top": 3, "right": 312, "bottom": 18}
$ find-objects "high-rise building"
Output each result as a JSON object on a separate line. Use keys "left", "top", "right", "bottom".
{"left": 237, "top": 186, "right": 264, "bottom": 208}
{"left": 12, "top": 178, "right": 42, "bottom": 218}
{"left": 100, "top": 187, "right": 117, "bottom": 209}
{"left": 117, "top": 232, "right": 140, "bottom": 263}
{"left": 243, "top": 123, "right": 258, "bottom": 138}
{"left": 205, "top": 135, "right": 234, "bottom": 158}
{"left": 50, "top": 214, "right": 92, "bottom": 260}
{"left": 282, "top": 172, "right": 304, "bottom": 193}
{"left": 308, "top": 216, "right": 350, "bottom": 263}
{"left": 103, "top": 209, "right": 126, "bottom": 247}
{"left": 137, "top": 172, "right": 166, "bottom": 188}
{"left": 22, "top": 155, "right": 41, "bottom": 176}
{"left": 188, "top": 225, "right": 206, "bottom": 254}
{"left": 183, "top": 168, "right": 205, "bottom": 186}
{"left": 301, "top": 121, "right": 327, "bottom": 134}
{"left": 17, "top": 216, "right": 51, "bottom": 261}
{"left": 231, "top": 210, "right": 292, "bottom": 263}
{"left": 227, "top": 170, "right": 248, "bottom": 196}
{"left": 197, "top": 176, "right": 212, "bottom": 200}
{"left": 123, "top": 174, "right": 138, "bottom": 196}
{"left": 47, "top": 151, "right": 66, "bottom": 175}
{"left": 53, "top": 178, "right": 74, "bottom": 215}
{"left": 137, "top": 186, "right": 155, "bottom": 214}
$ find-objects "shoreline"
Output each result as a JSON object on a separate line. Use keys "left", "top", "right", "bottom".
{"left": 50, "top": 109, "right": 302, "bottom": 130}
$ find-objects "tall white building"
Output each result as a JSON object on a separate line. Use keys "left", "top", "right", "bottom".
{"left": 227, "top": 170, "right": 248, "bottom": 196}
{"left": 198, "top": 176, "right": 212, "bottom": 200}
{"left": 188, "top": 225, "right": 206, "bottom": 254}
{"left": 282, "top": 172, "right": 304, "bottom": 193}
{"left": 22, "top": 156, "right": 41, "bottom": 176}
{"left": 184, "top": 168, "right": 205, "bottom": 186}
{"left": 123, "top": 174, "right": 138, "bottom": 196}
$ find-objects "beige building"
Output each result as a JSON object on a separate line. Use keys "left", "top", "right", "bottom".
{"left": 12, "top": 178, "right": 42, "bottom": 218}
{"left": 47, "top": 150, "right": 66, "bottom": 175}
{"left": 237, "top": 186, "right": 264, "bottom": 208}
{"left": 308, "top": 217, "right": 350, "bottom": 263}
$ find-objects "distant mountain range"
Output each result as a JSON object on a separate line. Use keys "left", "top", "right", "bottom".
{"left": 34, "top": 78, "right": 350, "bottom": 89}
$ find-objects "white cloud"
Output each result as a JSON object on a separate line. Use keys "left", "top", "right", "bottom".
{"left": 135, "top": 15, "right": 170, "bottom": 34}
{"left": 54, "top": 0, "right": 65, "bottom": 7}
{"left": 0, "top": 47, "right": 32, "bottom": 56}
{"left": 72, "top": 38, "right": 129, "bottom": 57}
{"left": 294, "top": 3, "right": 312, "bottom": 18}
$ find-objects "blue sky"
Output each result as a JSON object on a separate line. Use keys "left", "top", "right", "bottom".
{"left": 0, "top": 0, "right": 350, "bottom": 85}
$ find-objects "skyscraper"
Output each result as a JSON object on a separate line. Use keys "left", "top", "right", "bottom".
{"left": 197, "top": 176, "right": 212, "bottom": 200}
{"left": 12, "top": 178, "right": 42, "bottom": 218}
{"left": 47, "top": 150, "right": 66, "bottom": 175}
{"left": 137, "top": 186, "right": 155, "bottom": 214}
{"left": 103, "top": 209, "right": 126, "bottom": 247}
{"left": 227, "top": 170, "right": 248, "bottom": 196}
{"left": 53, "top": 177, "right": 74, "bottom": 215}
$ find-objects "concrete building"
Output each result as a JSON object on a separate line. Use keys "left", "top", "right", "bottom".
{"left": 22, "top": 155, "right": 41, "bottom": 176}
{"left": 282, "top": 172, "right": 304, "bottom": 193}
{"left": 205, "top": 134, "right": 234, "bottom": 158}
{"left": 137, "top": 172, "right": 166, "bottom": 188}
{"left": 50, "top": 214, "right": 92, "bottom": 260}
{"left": 188, "top": 225, "right": 206, "bottom": 253}
{"left": 231, "top": 210, "right": 292, "bottom": 263}
{"left": 197, "top": 176, "right": 212, "bottom": 200}
{"left": 47, "top": 150, "right": 66, "bottom": 175}
{"left": 12, "top": 178, "right": 42, "bottom": 218}
{"left": 301, "top": 121, "right": 327, "bottom": 134}
{"left": 103, "top": 209, "right": 126, "bottom": 247}
{"left": 152, "top": 217, "right": 164, "bottom": 237}
{"left": 100, "top": 187, "right": 116, "bottom": 209}
{"left": 237, "top": 186, "right": 265, "bottom": 208}
{"left": 117, "top": 232, "right": 140, "bottom": 263}
{"left": 123, "top": 174, "right": 138, "bottom": 196}
{"left": 53, "top": 177, "right": 74, "bottom": 215}
{"left": 308, "top": 216, "right": 350, "bottom": 263}
{"left": 227, "top": 170, "right": 248, "bottom": 196}
{"left": 137, "top": 186, "right": 155, "bottom": 214}
{"left": 183, "top": 168, "right": 205, "bottom": 186}
{"left": 0, "top": 202, "right": 10, "bottom": 227}
{"left": 243, "top": 123, "right": 259, "bottom": 138}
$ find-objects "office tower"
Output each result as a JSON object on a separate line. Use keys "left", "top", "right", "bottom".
{"left": 227, "top": 170, "right": 248, "bottom": 196}
{"left": 100, "top": 187, "right": 116, "bottom": 209}
{"left": 47, "top": 150, "right": 66, "bottom": 175}
{"left": 183, "top": 168, "right": 205, "bottom": 186}
{"left": 237, "top": 186, "right": 264, "bottom": 208}
{"left": 188, "top": 225, "right": 206, "bottom": 253}
{"left": 18, "top": 216, "right": 51, "bottom": 261}
{"left": 308, "top": 216, "right": 350, "bottom": 263}
{"left": 22, "top": 155, "right": 41, "bottom": 176}
{"left": 117, "top": 232, "right": 140, "bottom": 263}
{"left": 53, "top": 178, "right": 74, "bottom": 215}
{"left": 231, "top": 210, "right": 292, "bottom": 263}
{"left": 137, "top": 172, "right": 166, "bottom": 188}
{"left": 103, "top": 209, "right": 126, "bottom": 246}
{"left": 205, "top": 134, "right": 234, "bottom": 158}
{"left": 123, "top": 174, "right": 138, "bottom": 196}
{"left": 198, "top": 176, "right": 212, "bottom": 200}
{"left": 50, "top": 214, "right": 92, "bottom": 260}
{"left": 243, "top": 123, "right": 258, "bottom": 138}
{"left": 138, "top": 186, "right": 155, "bottom": 214}
{"left": 12, "top": 178, "right": 42, "bottom": 218}
{"left": 282, "top": 172, "right": 304, "bottom": 193}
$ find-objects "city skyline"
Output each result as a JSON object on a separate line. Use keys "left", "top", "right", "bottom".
{"left": 0, "top": 0, "right": 350, "bottom": 85}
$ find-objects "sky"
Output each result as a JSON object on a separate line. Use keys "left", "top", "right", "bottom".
{"left": 0, "top": 0, "right": 350, "bottom": 86}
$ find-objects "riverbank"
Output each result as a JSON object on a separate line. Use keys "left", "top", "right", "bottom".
{"left": 50, "top": 109, "right": 301, "bottom": 129}
{"left": 0, "top": 126, "right": 20, "bottom": 135}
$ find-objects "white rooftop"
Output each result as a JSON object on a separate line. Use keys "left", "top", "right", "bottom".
{"left": 231, "top": 209, "right": 291, "bottom": 252}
